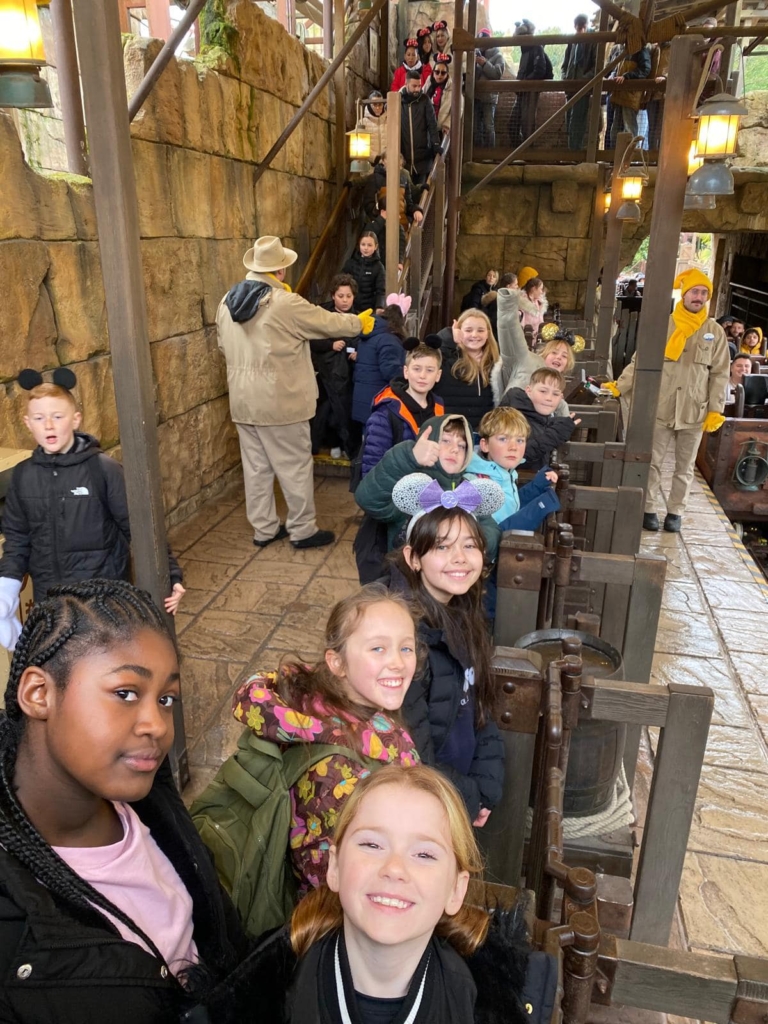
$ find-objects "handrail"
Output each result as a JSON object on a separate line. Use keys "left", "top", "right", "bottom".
{"left": 296, "top": 183, "right": 352, "bottom": 297}
{"left": 128, "top": 0, "right": 207, "bottom": 121}
{"left": 254, "top": 0, "right": 387, "bottom": 186}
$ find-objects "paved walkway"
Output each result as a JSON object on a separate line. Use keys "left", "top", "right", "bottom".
{"left": 174, "top": 465, "right": 768, "bottom": 974}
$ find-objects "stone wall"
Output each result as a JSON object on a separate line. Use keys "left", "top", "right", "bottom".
{"left": 1, "top": 0, "right": 382, "bottom": 525}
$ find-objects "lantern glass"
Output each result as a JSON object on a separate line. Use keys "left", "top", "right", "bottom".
{"left": 695, "top": 113, "right": 740, "bottom": 159}
{"left": 687, "top": 141, "right": 704, "bottom": 177}
{"left": 0, "top": 0, "right": 46, "bottom": 63}
{"left": 603, "top": 192, "right": 612, "bottom": 213}
{"left": 348, "top": 129, "right": 371, "bottom": 160}
{"left": 620, "top": 176, "right": 644, "bottom": 201}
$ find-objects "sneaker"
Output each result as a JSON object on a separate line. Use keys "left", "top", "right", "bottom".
{"left": 292, "top": 529, "right": 335, "bottom": 549}
{"left": 663, "top": 513, "right": 682, "bottom": 533}
{"left": 642, "top": 513, "right": 659, "bottom": 532}
{"left": 330, "top": 447, "right": 342, "bottom": 460}
{"left": 253, "top": 525, "right": 288, "bottom": 548}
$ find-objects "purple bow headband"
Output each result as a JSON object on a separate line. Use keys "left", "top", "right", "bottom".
{"left": 419, "top": 478, "right": 483, "bottom": 515}
{"left": 392, "top": 473, "right": 505, "bottom": 540}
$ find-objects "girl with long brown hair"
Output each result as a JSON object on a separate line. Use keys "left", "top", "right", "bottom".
{"left": 229, "top": 584, "right": 422, "bottom": 891}
{"left": 431, "top": 309, "right": 505, "bottom": 430}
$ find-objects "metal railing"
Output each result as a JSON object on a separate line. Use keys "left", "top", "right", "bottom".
{"left": 396, "top": 135, "right": 451, "bottom": 337}
{"left": 728, "top": 280, "right": 768, "bottom": 332}
{"left": 295, "top": 182, "right": 365, "bottom": 302}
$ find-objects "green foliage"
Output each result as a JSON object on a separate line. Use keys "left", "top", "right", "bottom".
{"left": 540, "top": 27, "right": 566, "bottom": 81}
{"left": 200, "top": 0, "right": 239, "bottom": 62}
{"left": 744, "top": 55, "right": 768, "bottom": 92}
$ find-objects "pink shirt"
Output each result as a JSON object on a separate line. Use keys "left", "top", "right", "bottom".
{"left": 54, "top": 802, "right": 198, "bottom": 975}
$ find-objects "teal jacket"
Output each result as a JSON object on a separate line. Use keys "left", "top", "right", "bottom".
{"left": 355, "top": 413, "right": 501, "bottom": 561}
{"left": 466, "top": 451, "right": 560, "bottom": 531}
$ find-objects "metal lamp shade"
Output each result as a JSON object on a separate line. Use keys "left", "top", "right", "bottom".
{"left": 686, "top": 161, "right": 734, "bottom": 196}
{"left": 616, "top": 199, "right": 642, "bottom": 222}
{"left": 0, "top": 0, "right": 52, "bottom": 108}
{"left": 684, "top": 192, "right": 716, "bottom": 210}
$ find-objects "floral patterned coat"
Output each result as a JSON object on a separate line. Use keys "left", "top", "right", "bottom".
{"left": 232, "top": 672, "right": 420, "bottom": 890}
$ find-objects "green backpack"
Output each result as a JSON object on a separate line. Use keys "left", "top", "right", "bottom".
{"left": 191, "top": 728, "right": 376, "bottom": 939}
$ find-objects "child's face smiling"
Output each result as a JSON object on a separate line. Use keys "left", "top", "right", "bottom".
{"left": 403, "top": 356, "right": 441, "bottom": 396}
{"left": 543, "top": 344, "right": 569, "bottom": 373}
{"left": 437, "top": 430, "right": 467, "bottom": 473}
{"left": 24, "top": 396, "right": 82, "bottom": 455}
{"left": 405, "top": 518, "right": 483, "bottom": 604}
{"left": 526, "top": 380, "right": 563, "bottom": 416}
{"left": 326, "top": 601, "right": 417, "bottom": 712}
{"left": 359, "top": 236, "right": 377, "bottom": 258}
{"left": 18, "top": 629, "right": 180, "bottom": 809}
{"left": 480, "top": 431, "right": 527, "bottom": 470}
{"left": 326, "top": 785, "right": 468, "bottom": 952}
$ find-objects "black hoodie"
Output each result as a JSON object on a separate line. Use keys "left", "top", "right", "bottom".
{"left": 502, "top": 388, "right": 576, "bottom": 470}
{"left": 342, "top": 250, "right": 386, "bottom": 312}
{"left": 0, "top": 431, "right": 182, "bottom": 601}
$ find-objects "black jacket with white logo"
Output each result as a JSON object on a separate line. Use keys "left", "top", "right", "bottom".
{"left": 0, "top": 432, "right": 182, "bottom": 601}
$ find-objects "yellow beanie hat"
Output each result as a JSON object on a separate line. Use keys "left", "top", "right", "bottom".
{"left": 673, "top": 268, "right": 713, "bottom": 298}
{"left": 517, "top": 266, "right": 538, "bottom": 289}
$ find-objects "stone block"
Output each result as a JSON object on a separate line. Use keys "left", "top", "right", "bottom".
{"left": 537, "top": 184, "right": 591, "bottom": 237}
{"left": 152, "top": 327, "right": 228, "bottom": 422}
{"left": 544, "top": 279, "right": 579, "bottom": 309}
{"left": 178, "top": 61, "right": 205, "bottom": 151}
{"left": 30, "top": 173, "right": 77, "bottom": 240}
{"left": 254, "top": 169, "right": 293, "bottom": 238}
{"left": 517, "top": 237, "right": 567, "bottom": 281}
{"left": 199, "top": 68, "right": 226, "bottom": 157}
{"left": 523, "top": 164, "right": 599, "bottom": 184}
{"left": 741, "top": 90, "right": 768, "bottom": 131}
{"left": 0, "top": 240, "right": 57, "bottom": 381}
{"left": 197, "top": 394, "right": 240, "bottom": 488}
{"left": 461, "top": 185, "right": 539, "bottom": 237}
{"left": 566, "top": 238, "right": 592, "bottom": 281}
{"left": 734, "top": 126, "right": 768, "bottom": 168}
{"left": 304, "top": 114, "right": 331, "bottom": 181}
{"left": 46, "top": 241, "right": 109, "bottom": 363}
{"left": 463, "top": 163, "right": 525, "bottom": 186}
{"left": 217, "top": 74, "right": 252, "bottom": 161}
{"left": 551, "top": 179, "right": 580, "bottom": 213}
{"left": 15, "top": 108, "right": 68, "bottom": 174}
{"left": 75, "top": 354, "right": 119, "bottom": 448}
{"left": 0, "top": 380, "right": 34, "bottom": 450}
{"left": 158, "top": 405, "right": 203, "bottom": 509}
{"left": 141, "top": 237, "right": 204, "bottom": 342}
{"left": 66, "top": 178, "right": 97, "bottom": 240}
{"left": 132, "top": 140, "right": 175, "bottom": 238}
{"left": 167, "top": 147, "right": 214, "bottom": 237}
{"left": 738, "top": 183, "right": 768, "bottom": 214}
{"left": 124, "top": 37, "right": 164, "bottom": 144}
{"left": 125, "top": 38, "right": 184, "bottom": 147}
{"left": 200, "top": 238, "right": 248, "bottom": 325}
{"left": 0, "top": 112, "right": 39, "bottom": 240}
{"left": 305, "top": 51, "right": 330, "bottom": 122}
{"left": 456, "top": 234, "right": 505, "bottom": 281}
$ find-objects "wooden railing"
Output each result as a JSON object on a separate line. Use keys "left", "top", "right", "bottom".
{"left": 295, "top": 182, "right": 363, "bottom": 302}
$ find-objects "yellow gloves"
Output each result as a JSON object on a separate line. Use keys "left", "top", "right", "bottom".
{"left": 358, "top": 309, "right": 375, "bottom": 336}
{"left": 702, "top": 412, "right": 725, "bottom": 433}
{"left": 602, "top": 381, "right": 621, "bottom": 398}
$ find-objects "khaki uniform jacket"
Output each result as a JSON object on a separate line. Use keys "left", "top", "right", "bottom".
{"left": 617, "top": 315, "right": 729, "bottom": 429}
{"left": 216, "top": 273, "right": 361, "bottom": 427}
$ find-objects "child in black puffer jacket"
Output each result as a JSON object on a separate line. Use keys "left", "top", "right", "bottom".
{"left": 343, "top": 231, "right": 386, "bottom": 313}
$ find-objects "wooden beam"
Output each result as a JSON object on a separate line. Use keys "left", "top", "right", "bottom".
{"left": 595, "top": 133, "right": 631, "bottom": 366}
{"left": 49, "top": 0, "right": 88, "bottom": 176}
{"left": 473, "top": 78, "right": 666, "bottom": 93}
{"left": 323, "top": 0, "right": 332, "bottom": 60}
{"left": 621, "top": 34, "right": 700, "bottom": 492}
{"left": 462, "top": 0, "right": 478, "bottom": 163}
{"left": 378, "top": 3, "right": 389, "bottom": 94}
{"left": 722, "top": 0, "right": 743, "bottom": 89}
{"left": 128, "top": 0, "right": 207, "bottom": 121}
{"left": 584, "top": 164, "right": 609, "bottom": 328}
{"left": 385, "top": 90, "right": 401, "bottom": 297}
{"left": 72, "top": 0, "right": 188, "bottom": 785}
{"left": 334, "top": 0, "right": 346, "bottom": 192}
{"left": 453, "top": 22, "right": 765, "bottom": 50}
{"left": 253, "top": 0, "right": 387, "bottom": 186}
{"left": 586, "top": 7, "right": 610, "bottom": 162}
{"left": 443, "top": 0, "right": 465, "bottom": 322}
{"left": 145, "top": 0, "right": 171, "bottom": 40}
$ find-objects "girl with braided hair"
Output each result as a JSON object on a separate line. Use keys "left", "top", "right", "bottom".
{"left": 0, "top": 579, "right": 247, "bottom": 1023}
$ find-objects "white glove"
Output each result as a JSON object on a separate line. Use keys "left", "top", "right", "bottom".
{"left": 0, "top": 578, "right": 22, "bottom": 619}
{"left": 0, "top": 615, "right": 21, "bottom": 651}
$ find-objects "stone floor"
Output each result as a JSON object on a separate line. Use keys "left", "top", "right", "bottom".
{"left": 172, "top": 462, "right": 768, "bottom": 1002}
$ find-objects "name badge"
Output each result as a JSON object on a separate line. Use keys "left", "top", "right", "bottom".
{"left": 702, "top": 333, "right": 714, "bottom": 343}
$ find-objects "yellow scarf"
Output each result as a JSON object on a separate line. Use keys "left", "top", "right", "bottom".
{"left": 665, "top": 299, "right": 708, "bottom": 361}
{"left": 267, "top": 273, "right": 292, "bottom": 292}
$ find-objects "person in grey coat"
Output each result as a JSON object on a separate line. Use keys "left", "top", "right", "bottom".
{"left": 474, "top": 27, "right": 505, "bottom": 148}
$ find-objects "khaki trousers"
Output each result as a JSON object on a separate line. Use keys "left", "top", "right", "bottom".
{"left": 646, "top": 421, "right": 702, "bottom": 516}
{"left": 235, "top": 421, "right": 317, "bottom": 543}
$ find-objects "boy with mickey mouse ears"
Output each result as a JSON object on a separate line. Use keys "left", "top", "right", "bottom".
{"left": 0, "top": 368, "right": 185, "bottom": 649}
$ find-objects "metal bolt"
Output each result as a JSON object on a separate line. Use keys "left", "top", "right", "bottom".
{"left": 581, "top": 699, "right": 589, "bottom": 709}
{"left": 513, "top": 575, "right": 523, "bottom": 585}
{"left": 515, "top": 552, "right": 525, "bottom": 562}
{"left": 596, "top": 979, "right": 608, "bottom": 994}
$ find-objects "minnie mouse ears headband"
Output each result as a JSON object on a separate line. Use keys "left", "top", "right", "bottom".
{"left": 18, "top": 367, "right": 78, "bottom": 391}
{"left": 403, "top": 335, "right": 442, "bottom": 352}
{"left": 404, "top": 37, "right": 419, "bottom": 48}
{"left": 417, "top": 26, "right": 432, "bottom": 38}
{"left": 393, "top": 473, "right": 505, "bottom": 540}
{"left": 432, "top": 20, "right": 448, "bottom": 31}
{"left": 434, "top": 52, "right": 452, "bottom": 65}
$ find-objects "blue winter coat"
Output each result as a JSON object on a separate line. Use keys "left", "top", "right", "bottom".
{"left": 361, "top": 380, "right": 444, "bottom": 476}
{"left": 351, "top": 318, "right": 406, "bottom": 424}
{"left": 466, "top": 452, "right": 560, "bottom": 530}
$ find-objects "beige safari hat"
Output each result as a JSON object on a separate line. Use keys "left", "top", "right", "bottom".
{"left": 243, "top": 236, "right": 298, "bottom": 273}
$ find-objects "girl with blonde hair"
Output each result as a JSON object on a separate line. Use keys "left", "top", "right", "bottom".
{"left": 202, "top": 764, "right": 544, "bottom": 1023}
{"left": 431, "top": 309, "right": 506, "bottom": 430}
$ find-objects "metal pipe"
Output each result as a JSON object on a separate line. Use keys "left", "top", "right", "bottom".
{"left": 594, "top": 134, "right": 631, "bottom": 364}
{"left": 323, "top": 0, "right": 332, "bottom": 60}
{"left": 49, "top": 0, "right": 88, "bottom": 176}
{"left": 127, "top": 0, "right": 207, "bottom": 122}
{"left": 385, "top": 89, "right": 401, "bottom": 297}
{"left": 442, "top": 0, "right": 465, "bottom": 323}
{"left": 254, "top": 0, "right": 387, "bottom": 187}
{"left": 464, "top": 52, "right": 625, "bottom": 201}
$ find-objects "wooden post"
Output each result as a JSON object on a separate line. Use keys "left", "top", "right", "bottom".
{"left": 595, "top": 133, "right": 631, "bottom": 365}
{"left": 462, "top": 0, "right": 478, "bottom": 163}
{"left": 49, "top": 0, "right": 88, "bottom": 176}
{"left": 334, "top": 0, "right": 346, "bottom": 192}
{"left": 621, "top": 36, "right": 701, "bottom": 493}
{"left": 431, "top": 157, "right": 447, "bottom": 323}
{"left": 584, "top": 163, "right": 609, "bottom": 331}
{"left": 585, "top": 8, "right": 609, "bottom": 162}
{"left": 323, "top": 0, "right": 332, "bottom": 60}
{"left": 385, "top": 90, "right": 401, "bottom": 297}
{"left": 443, "top": 0, "right": 465, "bottom": 323}
{"left": 72, "top": 0, "right": 188, "bottom": 786}
{"left": 722, "top": 0, "right": 743, "bottom": 91}
{"left": 145, "top": 0, "right": 172, "bottom": 39}
{"left": 378, "top": 3, "right": 389, "bottom": 94}
{"left": 631, "top": 683, "right": 713, "bottom": 945}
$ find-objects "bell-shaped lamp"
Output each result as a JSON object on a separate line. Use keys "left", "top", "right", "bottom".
{"left": 687, "top": 92, "right": 748, "bottom": 197}
{"left": 615, "top": 173, "right": 645, "bottom": 222}
{"left": 0, "top": 0, "right": 52, "bottom": 108}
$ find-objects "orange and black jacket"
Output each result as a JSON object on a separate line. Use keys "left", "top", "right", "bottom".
{"left": 361, "top": 379, "right": 444, "bottom": 476}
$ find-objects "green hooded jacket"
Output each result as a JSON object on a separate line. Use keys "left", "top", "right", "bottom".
{"left": 354, "top": 413, "right": 501, "bottom": 560}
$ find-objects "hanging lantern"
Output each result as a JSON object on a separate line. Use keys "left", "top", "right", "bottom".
{"left": 687, "top": 92, "right": 748, "bottom": 197}
{"left": 347, "top": 125, "right": 372, "bottom": 174}
{"left": 0, "top": 0, "right": 52, "bottom": 108}
{"left": 687, "top": 141, "right": 704, "bottom": 177}
{"left": 603, "top": 191, "right": 612, "bottom": 213}
{"left": 615, "top": 160, "right": 648, "bottom": 223}
{"left": 619, "top": 176, "right": 644, "bottom": 201}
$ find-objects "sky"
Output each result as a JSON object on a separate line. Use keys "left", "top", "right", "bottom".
{"left": 489, "top": 0, "right": 600, "bottom": 33}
